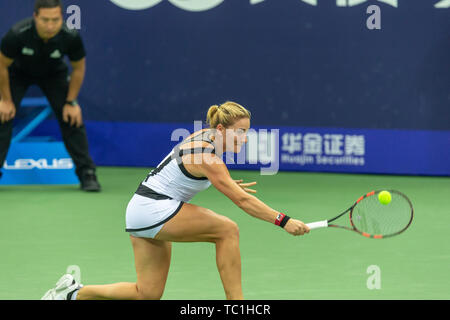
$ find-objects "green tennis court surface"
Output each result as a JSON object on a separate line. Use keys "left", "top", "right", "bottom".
{"left": 1, "top": 167, "right": 449, "bottom": 300}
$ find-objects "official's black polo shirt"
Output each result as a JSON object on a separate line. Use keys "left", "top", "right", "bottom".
{"left": 0, "top": 17, "right": 86, "bottom": 78}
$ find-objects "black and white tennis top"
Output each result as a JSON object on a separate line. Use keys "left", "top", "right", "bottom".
{"left": 135, "top": 130, "right": 216, "bottom": 202}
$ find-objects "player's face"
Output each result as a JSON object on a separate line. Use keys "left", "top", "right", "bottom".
{"left": 223, "top": 118, "right": 250, "bottom": 154}
{"left": 34, "top": 7, "right": 64, "bottom": 40}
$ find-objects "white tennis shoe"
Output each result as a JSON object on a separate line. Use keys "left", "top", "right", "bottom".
{"left": 41, "top": 274, "right": 82, "bottom": 300}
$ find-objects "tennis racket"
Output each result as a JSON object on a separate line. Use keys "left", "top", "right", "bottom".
{"left": 306, "top": 190, "right": 413, "bottom": 239}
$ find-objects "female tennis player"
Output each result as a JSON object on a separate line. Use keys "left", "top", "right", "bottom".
{"left": 41, "top": 101, "right": 310, "bottom": 300}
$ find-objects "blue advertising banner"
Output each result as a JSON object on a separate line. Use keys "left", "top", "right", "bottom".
{"left": 70, "top": 121, "right": 450, "bottom": 176}
{"left": 0, "top": 142, "right": 78, "bottom": 185}
{"left": 0, "top": 1, "right": 448, "bottom": 177}
{"left": 232, "top": 126, "right": 450, "bottom": 176}
{"left": 0, "top": 98, "right": 78, "bottom": 185}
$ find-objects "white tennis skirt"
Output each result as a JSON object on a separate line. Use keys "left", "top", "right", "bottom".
{"left": 125, "top": 194, "right": 184, "bottom": 238}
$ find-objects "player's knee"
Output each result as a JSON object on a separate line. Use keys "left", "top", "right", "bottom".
{"left": 219, "top": 219, "right": 240, "bottom": 241}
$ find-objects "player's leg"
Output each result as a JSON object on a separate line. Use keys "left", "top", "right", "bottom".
{"left": 37, "top": 74, "right": 99, "bottom": 190}
{"left": 155, "top": 203, "right": 243, "bottom": 300}
{"left": 0, "top": 75, "right": 30, "bottom": 175}
{"left": 76, "top": 236, "right": 172, "bottom": 300}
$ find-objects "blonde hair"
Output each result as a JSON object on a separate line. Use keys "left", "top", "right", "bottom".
{"left": 206, "top": 101, "right": 251, "bottom": 128}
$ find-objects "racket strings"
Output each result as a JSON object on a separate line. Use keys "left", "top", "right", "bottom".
{"left": 351, "top": 192, "right": 413, "bottom": 236}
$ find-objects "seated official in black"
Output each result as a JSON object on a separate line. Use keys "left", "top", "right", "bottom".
{"left": 0, "top": 0, "right": 100, "bottom": 191}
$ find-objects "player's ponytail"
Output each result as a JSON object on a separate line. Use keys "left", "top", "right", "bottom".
{"left": 206, "top": 101, "right": 251, "bottom": 129}
{"left": 206, "top": 105, "right": 220, "bottom": 128}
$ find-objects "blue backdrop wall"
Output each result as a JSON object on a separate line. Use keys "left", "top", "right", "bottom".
{"left": 1, "top": 0, "right": 449, "bottom": 176}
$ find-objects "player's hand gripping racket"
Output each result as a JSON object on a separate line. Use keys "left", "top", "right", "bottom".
{"left": 306, "top": 190, "right": 413, "bottom": 239}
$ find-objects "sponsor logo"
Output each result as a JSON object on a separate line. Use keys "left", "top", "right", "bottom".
{"left": 281, "top": 132, "right": 366, "bottom": 167}
{"left": 169, "top": 0, "right": 224, "bottom": 11}
{"left": 110, "top": 0, "right": 224, "bottom": 11}
{"left": 3, "top": 158, "right": 74, "bottom": 170}
{"left": 335, "top": 0, "right": 397, "bottom": 7}
{"left": 110, "top": 0, "right": 163, "bottom": 10}
{"left": 22, "top": 47, "right": 34, "bottom": 56}
{"left": 109, "top": 0, "right": 449, "bottom": 11}
{"left": 435, "top": 0, "right": 450, "bottom": 8}
{"left": 50, "top": 49, "right": 62, "bottom": 59}
{"left": 169, "top": 123, "right": 366, "bottom": 174}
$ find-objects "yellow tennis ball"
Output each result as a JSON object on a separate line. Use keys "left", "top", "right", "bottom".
{"left": 378, "top": 191, "right": 392, "bottom": 205}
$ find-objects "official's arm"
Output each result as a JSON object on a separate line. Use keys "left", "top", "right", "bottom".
{"left": 0, "top": 52, "right": 13, "bottom": 102}
{"left": 0, "top": 52, "right": 15, "bottom": 123}
{"left": 66, "top": 57, "right": 85, "bottom": 103}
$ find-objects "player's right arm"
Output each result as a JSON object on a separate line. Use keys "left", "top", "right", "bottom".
{"left": 0, "top": 52, "right": 15, "bottom": 123}
{"left": 193, "top": 152, "right": 309, "bottom": 236}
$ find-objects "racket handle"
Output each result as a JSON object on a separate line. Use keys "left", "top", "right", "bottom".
{"left": 306, "top": 220, "right": 328, "bottom": 230}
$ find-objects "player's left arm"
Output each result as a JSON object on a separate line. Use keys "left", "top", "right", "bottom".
{"left": 195, "top": 153, "right": 309, "bottom": 235}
